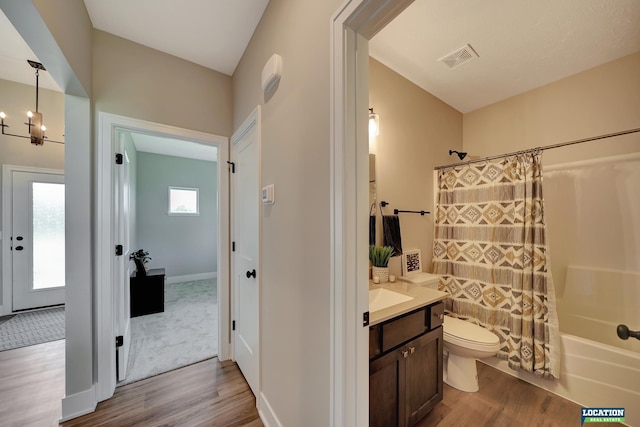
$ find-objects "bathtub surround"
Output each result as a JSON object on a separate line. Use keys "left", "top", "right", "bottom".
{"left": 433, "top": 153, "right": 560, "bottom": 379}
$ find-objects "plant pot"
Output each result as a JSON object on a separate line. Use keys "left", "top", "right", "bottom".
{"left": 371, "top": 266, "right": 389, "bottom": 283}
{"left": 134, "top": 258, "right": 147, "bottom": 277}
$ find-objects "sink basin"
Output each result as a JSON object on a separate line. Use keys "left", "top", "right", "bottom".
{"left": 369, "top": 288, "right": 414, "bottom": 312}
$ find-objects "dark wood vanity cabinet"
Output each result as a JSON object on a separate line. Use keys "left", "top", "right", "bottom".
{"left": 369, "top": 302, "right": 444, "bottom": 427}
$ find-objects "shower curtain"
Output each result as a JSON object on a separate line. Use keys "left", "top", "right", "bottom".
{"left": 432, "top": 151, "right": 560, "bottom": 379}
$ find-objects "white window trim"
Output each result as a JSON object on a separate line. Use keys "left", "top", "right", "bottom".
{"left": 168, "top": 186, "right": 200, "bottom": 216}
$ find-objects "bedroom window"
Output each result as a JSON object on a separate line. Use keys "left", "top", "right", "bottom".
{"left": 168, "top": 187, "right": 199, "bottom": 215}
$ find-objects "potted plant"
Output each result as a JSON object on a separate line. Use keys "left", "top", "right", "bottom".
{"left": 369, "top": 245, "right": 394, "bottom": 283}
{"left": 130, "top": 249, "right": 151, "bottom": 277}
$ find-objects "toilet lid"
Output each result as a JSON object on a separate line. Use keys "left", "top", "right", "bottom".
{"left": 443, "top": 315, "right": 500, "bottom": 346}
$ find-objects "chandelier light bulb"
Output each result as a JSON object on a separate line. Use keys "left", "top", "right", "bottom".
{"left": 0, "top": 112, "right": 5, "bottom": 119}
{"left": 27, "top": 111, "right": 33, "bottom": 118}
{"left": 41, "top": 125, "right": 46, "bottom": 131}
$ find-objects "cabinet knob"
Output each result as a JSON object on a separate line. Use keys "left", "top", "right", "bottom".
{"left": 402, "top": 350, "right": 409, "bottom": 358}
{"left": 410, "top": 346, "right": 415, "bottom": 354}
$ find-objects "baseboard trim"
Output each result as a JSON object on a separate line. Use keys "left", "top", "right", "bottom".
{"left": 165, "top": 272, "right": 217, "bottom": 284}
{"left": 60, "top": 386, "right": 96, "bottom": 422}
{"left": 258, "top": 392, "right": 283, "bottom": 427}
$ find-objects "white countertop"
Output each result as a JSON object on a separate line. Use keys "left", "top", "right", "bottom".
{"left": 369, "top": 281, "right": 448, "bottom": 326}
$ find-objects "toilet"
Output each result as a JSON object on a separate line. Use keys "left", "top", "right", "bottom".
{"left": 399, "top": 272, "right": 501, "bottom": 392}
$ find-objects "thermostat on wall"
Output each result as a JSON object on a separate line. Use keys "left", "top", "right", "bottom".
{"left": 262, "top": 184, "right": 275, "bottom": 205}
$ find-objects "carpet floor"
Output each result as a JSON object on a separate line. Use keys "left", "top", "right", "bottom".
{"left": 119, "top": 278, "right": 218, "bottom": 385}
{"left": 0, "top": 307, "right": 65, "bottom": 351}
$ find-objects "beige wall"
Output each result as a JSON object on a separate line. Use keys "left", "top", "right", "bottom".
{"left": 369, "top": 58, "right": 462, "bottom": 274}
{"left": 93, "top": 30, "right": 232, "bottom": 137}
{"left": 463, "top": 52, "right": 640, "bottom": 347}
{"left": 0, "top": 78, "right": 65, "bottom": 309}
{"left": 33, "top": 0, "right": 93, "bottom": 96}
{"left": 232, "top": 0, "right": 342, "bottom": 424}
{"left": 463, "top": 52, "right": 640, "bottom": 166}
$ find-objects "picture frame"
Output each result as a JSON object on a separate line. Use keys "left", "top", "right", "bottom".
{"left": 402, "top": 249, "right": 422, "bottom": 277}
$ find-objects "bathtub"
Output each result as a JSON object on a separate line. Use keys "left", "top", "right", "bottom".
{"left": 482, "top": 331, "right": 640, "bottom": 426}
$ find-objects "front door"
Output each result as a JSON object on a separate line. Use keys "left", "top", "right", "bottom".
{"left": 11, "top": 169, "right": 65, "bottom": 311}
{"left": 231, "top": 107, "right": 261, "bottom": 397}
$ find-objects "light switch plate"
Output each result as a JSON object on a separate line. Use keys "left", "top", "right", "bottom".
{"left": 262, "top": 184, "right": 275, "bottom": 205}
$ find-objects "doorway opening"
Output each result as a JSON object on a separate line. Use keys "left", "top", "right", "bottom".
{"left": 95, "top": 112, "right": 230, "bottom": 403}
{"left": 115, "top": 129, "right": 221, "bottom": 385}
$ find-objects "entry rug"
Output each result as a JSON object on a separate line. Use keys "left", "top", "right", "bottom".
{"left": 0, "top": 307, "right": 65, "bottom": 351}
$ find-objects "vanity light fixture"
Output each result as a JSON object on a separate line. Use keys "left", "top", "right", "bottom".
{"left": 0, "top": 60, "right": 64, "bottom": 146}
{"left": 369, "top": 107, "right": 379, "bottom": 137}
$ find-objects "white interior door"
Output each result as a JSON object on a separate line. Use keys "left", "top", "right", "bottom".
{"left": 231, "top": 107, "right": 261, "bottom": 397}
{"left": 11, "top": 170, "right": 65, "bottom": 311}
{"left": 115, "top": 136, "right": 132, "bottom": 381}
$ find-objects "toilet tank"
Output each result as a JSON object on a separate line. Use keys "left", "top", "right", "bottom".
{"left": 398, "top": 272, "right": 441, "bottom": 289}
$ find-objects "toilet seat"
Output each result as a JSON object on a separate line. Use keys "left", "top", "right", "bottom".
{"left": 443, "top": 315, "right": 500, "bottom": 352}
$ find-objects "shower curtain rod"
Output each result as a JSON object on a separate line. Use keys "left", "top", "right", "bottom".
{"left": 434, "top": 127, "right": 640, "bottom": 170}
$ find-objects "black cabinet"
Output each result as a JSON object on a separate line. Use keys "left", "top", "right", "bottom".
{"left": 130, "top": 268, "right": 165, "bottom": 317}
{"left": 369, "top": 302, "right": 444, "bottom": 427}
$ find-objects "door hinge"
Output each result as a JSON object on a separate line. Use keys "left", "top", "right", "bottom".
{"left": 232, "top": 320, "right": 236, "bottom": 331}
{"left": 363, "top": 311, "right": 370, "bottom": 327}
{"left": 232, "top": 241, "right": 236, "bottom": 252}
{"left": 227, "top": 161, "right": 235, "bottom": 173}
{"left": 116, "top": 335, "right": 123, "bottom": 347}
{"left": 115, "top": 244, "right": 123, "bottom": 256}
{"left": 115, "top": 153, "right": 123, "bottom": 165}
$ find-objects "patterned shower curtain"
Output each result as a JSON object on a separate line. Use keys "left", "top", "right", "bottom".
{"left": 432, "top": 151, "right": 560, "bottom": 379}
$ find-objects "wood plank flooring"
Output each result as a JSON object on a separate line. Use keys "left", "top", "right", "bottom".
{"left": 0, "top": 339, "right": 65, "bottom": 427}
{"left": 63, "top": 357, "right": 262, "bottom": 427}
{"left": 417, "top": 362, "right": 623, "bottom": 427}
{"left": 1, "top": 340, "right": 625, "bottom": 427}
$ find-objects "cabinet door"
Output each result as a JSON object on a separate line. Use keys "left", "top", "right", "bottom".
{"left": 370, "top": 347, "right": 406, "bottom": 427}
{"left": 404, "top": 327, "right": 443, "bottom": 426}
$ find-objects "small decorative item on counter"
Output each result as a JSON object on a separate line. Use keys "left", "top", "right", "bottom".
{"left": 369, "top": 245, "right": 394, "bottom": 283}
{"left": 373, "top": 276, "right": 380, "bottom": 284}
{"left": 389, "top": 275, "right": 396, "bottom": 283}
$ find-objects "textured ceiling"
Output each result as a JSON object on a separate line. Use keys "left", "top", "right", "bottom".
{"left": 2, "top": 0, "right": 638, "bottom": 114}
{"left": 0, "top": 9, "right": 61, "bottom": 91}
{"left": 83, "top": 0, "right": 269, "bottom": 76}
{"left": 370, "top": 0, "right": 640, "bottom": 113}
{"left": 130, "top": 132, "right": 218, "bottom": 162}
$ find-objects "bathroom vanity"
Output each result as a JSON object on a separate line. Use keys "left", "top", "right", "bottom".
{"left": 368, "top": 283, "right": 446, "bottom": 427}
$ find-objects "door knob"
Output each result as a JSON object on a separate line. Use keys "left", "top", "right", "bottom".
{"left": 246, "top": 269, "right": 256, "bottom": 279}
{"left": 617, "top": 324, "right": 640, "bottom": 341}
{"left": 15, "top": 245, "right": 24, "bottom": 251}
{"left": 16, "top": 236, "right": 23, "bottom": 241}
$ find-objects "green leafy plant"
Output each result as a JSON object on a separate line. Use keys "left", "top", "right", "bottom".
{"left": 129, "top": 249, "right": 151, "bottom": 277}
{"left": 369, "top": 245, "right": 394, "bottom": 267}
{"left": 129, "top": 249, "right": 151, "bottom": 264}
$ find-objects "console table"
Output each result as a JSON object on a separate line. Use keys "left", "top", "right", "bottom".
{"left": 130, "top": 268, "right": 165, "bottom": 317}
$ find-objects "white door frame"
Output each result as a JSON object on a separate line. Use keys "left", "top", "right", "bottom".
{"left": 330, "top": 1, "right": 416, "bottom": 425}
{"left": 95, "top": 112, "right": 230, "bottom": 402}
{"left": 1, "top": 165, "right": 65, "bottom": 316}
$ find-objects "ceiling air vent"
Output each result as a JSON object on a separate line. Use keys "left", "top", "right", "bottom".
{"left": 438, "top": 44, "right": 479, "bottom": 69}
